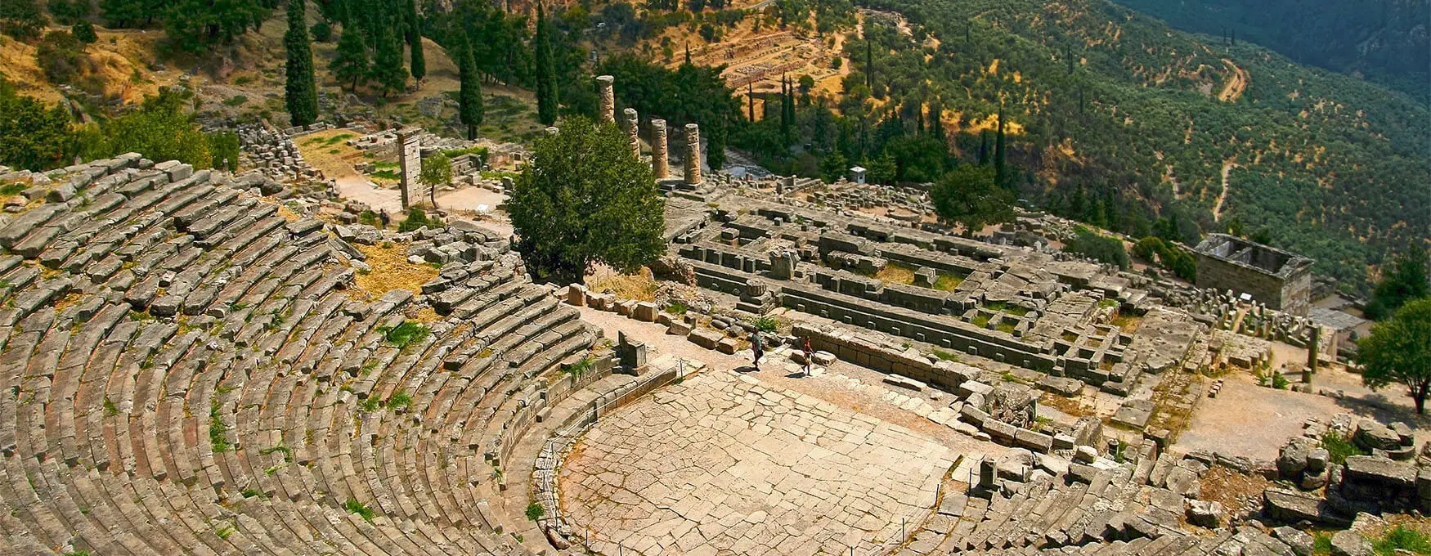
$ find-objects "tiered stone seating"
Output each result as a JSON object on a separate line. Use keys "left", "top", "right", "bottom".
{"left": 0, "top": 156, "right": 601, "bottom": 555}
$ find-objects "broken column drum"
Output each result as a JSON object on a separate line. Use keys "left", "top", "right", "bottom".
{"left": 651, "top": 119, "right": 669, "bottom": 179}
{"left": 596, "top": 75, "right": 615, "bottom": 124}
{"left": 623, "top": 108, "right": 640, "bottom": 161}
{"left": 684, "top": 123, "right": 701, "bottom": 185}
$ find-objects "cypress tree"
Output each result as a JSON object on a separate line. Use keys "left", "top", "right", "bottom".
{"left": 457, "top": 33, "right": 483, "bottom": 140}
{"left": 929, "top": 98, "right": 944, "bottom": 142}
{"left": 707, "top": 117, "right": 726, "bottom": 171}
{"left": 371, "top": 20, "right": 407, "bottom": 97}
{"left": 977, "top": 130, "right": 989, "bottom": 165}
{"left": 746, "top": 81, "right": 754, "bottom": 121}
{"left": 331, "top": 13, "right": 370, "bottom": 91}
{"left": 784, "top": 74, "right": 795, "bottom": 140}
{"left": 406, "top": 0, "right": 425, "bottom": 81}
{"left": 533, "top": 3, "right": 558, "bottom": 125}
{"left": 993, "top": 103, "right": 1007, "bottom": 187}
{"left": 285, "top": 0, "right": 319, "bottom": 127}
{"left": 865, "top": 38, "right": 873, "bottom": 90}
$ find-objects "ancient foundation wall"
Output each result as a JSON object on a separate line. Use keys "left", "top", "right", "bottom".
{"left": 1194, "top": 253, "right": 1311, "bottom": 315}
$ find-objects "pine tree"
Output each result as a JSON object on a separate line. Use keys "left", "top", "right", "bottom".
{"left": 533, "top": 3, "right": 558, "bottom": 125}
{"left": 331, "top": 18, "right": 370, "bottom": 91}
{"left": 370, "top": 20, "right": 407, "bottom": 97}
{"left": 993, "top": 103, "right": 1007, "bottom": 187}
{"left": 405, "top": 0, "right": 425, "bottom": 81}
{"left": 457, "top": 33, "right": 483, "bottom": 140}
{"left": 285, "top": 0, "right": 319, "bottom": 127}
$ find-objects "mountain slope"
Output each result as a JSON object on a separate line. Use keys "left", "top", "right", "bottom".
{"left": 854, "top": 0, "right": 1429, "bottom": 289}
{"left": 1110, "top": 0, "right": 1430, "bottom": 102}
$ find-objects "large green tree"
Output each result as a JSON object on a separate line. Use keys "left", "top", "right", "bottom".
{"left": 78, "top": 88, "right": 217, "bottom": 168}
{"left": 456, "top": 34, "right": 483, "bottom": 140}
{"left": 0, "top": 79, "right": 74, "bottom": 171}
{"left": 532, "top": 3, "right": 558, "bottom": 125}
{"left": 508, "top": 116, "right": 665, "bottom": 284}
{"left": 284, "top": 0, "right": 319, "bottom": 127}
{"left": 1366, "top": 246, "right": 1430, "bottom": 321}
{"left": 1358, "top": 297, "right": 1431, "bottom": 414}
{"left": 405, "top": 0, "right": 425, "bottom": 81}
{"left": 331, "top": 18, "right": 370, "bottom": 91}
{"left": 930, "top": 164, "right": 1015, "bottom": 236}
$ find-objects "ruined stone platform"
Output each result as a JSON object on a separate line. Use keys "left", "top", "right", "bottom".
{"left": 560, "top": 370, "right": 955, "bottom": 556}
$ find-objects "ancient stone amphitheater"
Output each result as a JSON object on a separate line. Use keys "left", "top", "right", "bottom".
{"left": 0, "top": 154, "right": 625, "bottom": 556}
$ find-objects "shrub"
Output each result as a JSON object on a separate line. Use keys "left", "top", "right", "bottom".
{"left": 1271, "top": 372, "right": 1291, "bottom": 390}
{"left": 358, "top": 210, "right": 381, "bottom": 227}
{"left": 222, "top": 95, "right": 248, "bottom": 107}
{"left": 666, "top": 301, "right": 688, "bottom": 315}
{"left": 751, "top": 316, "right": 778, "bottom": 333}
{"left": 386, "top": 389, "right": 412, "bottom": 410}
{"left": 525, "top": 502, "right": 545, "bottom": 521}
{"left": 397, "top": 208, "right": 444, "bottom": 232}
{"left": 1320, "top": 431, "right": 1367, "bottom": 466}
{"left": 932, "top": 349, "right": 960, "bottom": 362}
{"left": 71, "top": 21, "right": 96, "bottom": 43}
{"left": 310, "top": 19, "right": 332, "bottom": 42}
{"left": 36, "top": 30, "right": 86, "bottom": 85}
{"left": 1371, "top": 525, "right": 1431, "bottom": 555}
{"left": 1062, "top": 226, "right": 1129, "bottom": 270}
{"left": 344, "top": 499, "right": 376, "bottom": 522}
{"left": 382, "top": 321, "right": 431, "bottom": 349}
{"left": 208, "top": 401, "right": 230, "bottom": 453}
{"left": 563, "top": 356, "right": 594, "bottom": 378}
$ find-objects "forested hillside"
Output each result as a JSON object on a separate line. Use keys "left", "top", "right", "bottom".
{"left": 1110, "top": 0, "right": 1430, "bottom": 102}
{"left": 838, "top": 0, "right": 1429, "bottom": 290}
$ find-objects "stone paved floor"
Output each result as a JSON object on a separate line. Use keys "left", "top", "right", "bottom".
{"left": 560, "top": 369, "right": 956, "bottom": 556}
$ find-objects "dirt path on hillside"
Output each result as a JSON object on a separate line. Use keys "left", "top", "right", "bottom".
{"left": 1218, "top": 59, "right": 1249, "bottom": 102}
{"left": 1213, "top": 160, "right": 1235, "bottom": 222}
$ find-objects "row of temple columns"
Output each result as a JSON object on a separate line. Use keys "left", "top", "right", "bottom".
{"left": 596, "top": 74, "right": 700, "bottom": 185}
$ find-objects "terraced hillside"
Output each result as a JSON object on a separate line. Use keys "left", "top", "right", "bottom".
{"left": 0, "top": 155, "right": 604, "bottom": 555}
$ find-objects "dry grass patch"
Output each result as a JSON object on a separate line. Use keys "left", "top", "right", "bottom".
{"left": 1039, "top": 392, "right": 1091, "bottom": 417}
{"left": 585, "top": 264, "right": 657, "bottom": 302}
{"left": 875, "top": 263, "right": 917, "bottom": 285}
{"left": 349, "top": 242, "right": 440, "bottom": 302}
{"left": 1198, "top": 464, "right": 1271, "bottom": 516}
{"left": 294, "top": 129, "right": 366, "bottom": 180}
{"left": 410, "top": 306, "right": 441, "bottom": 324}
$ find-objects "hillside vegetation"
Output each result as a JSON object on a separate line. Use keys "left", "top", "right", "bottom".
{"left": 845, "top": 0, "right": 1428, "bottom": 290}
{"left": 1111, "top": 0, "right": 1430, "bottom": 102}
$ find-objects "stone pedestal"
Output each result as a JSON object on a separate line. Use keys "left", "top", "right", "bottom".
{"left": 651, "top": 119, "right": 669, "bottom": 179}
{"left": 596, "top": 75, "right": 615, "bottom": 124}
{"left": 684, "top": 123, "right": 701, "bottom": 185}
{"left": 623, "top": 108, "right": 640, "bottom": 160}
{"left": 617, "top": 331, "right": 648, "bottom": 375}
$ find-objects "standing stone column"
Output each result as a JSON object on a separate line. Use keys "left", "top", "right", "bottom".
{"left": 596, "top": 75, "right": 615, "bottom": 124}
{"left": 397, "top": 131, "right": 421, "bottom": 210}
{"left": 623, "top": 108, "right": 640, "bottom": 160}
{"left": 684, "top": 123, "right": 701, "bottom": 185}
{"left": 651, "top": 119, "right": 669, "bottom": 179}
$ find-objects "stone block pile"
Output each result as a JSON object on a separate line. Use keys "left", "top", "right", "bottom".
{"left": 237, "top": 124, "right": 333, "bottom": 198}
